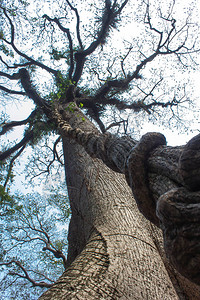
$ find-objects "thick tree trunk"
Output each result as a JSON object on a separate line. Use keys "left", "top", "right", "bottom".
{"left": 40, "top": 111, "right": 200, "bottom": 299}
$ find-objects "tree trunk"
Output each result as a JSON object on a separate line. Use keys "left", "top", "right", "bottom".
{"left": 40, "top": 111, "right": 200, "bottom": 299}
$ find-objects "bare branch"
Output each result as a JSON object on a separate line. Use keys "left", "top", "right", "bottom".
{"left": 53, "top": 136, "right": 64, "bottom": 165}
{"left": 0, "top": 84, "right": 26, "bottom": 95}
{"left": 0, "top": 55, "right": 33, "bottom": 69}
{"left": 0, "top": 109, "right": 38, "bottom": 136}
{"left": 3, "top": 145, "right": 26, "bottom": 189}
{"left": 144, "top": 2, "right": 198, "bottom": 56}
{"left": 144, "top": 1, "right": 163, "bottom": 49}
{"left": 25, "top": 136, "right": 63, "bottom": 179}
{"left": 0, "top": 260, "right": 53, "bottom": 288}
{"left": 3, "top": 8, "right": 58, "bottom": 77}
{"left": 40, "top": 136, "right": 64, "bottom": 173}
{"left": 136, "top": 78, "right": 163, "bottom": 103}
{"left": 42, "top": 244, "right": 67, "bottom": 269}
{"left": 72, "top": 0, "right": 129, "bottom": 83}
{"left": 26, "top": 270, "right": 55, "bottom": 283}
{"left": 120, "top": 46, "right": 133, "bottom": 78}
{"left": 0, "top": 70, "right": 21, "bottom": 80}
{"left": 42, "top": 14, "right": 74, "bottom": 79}
{"left": 105, "top": 120, "right": 125, "bottom": 131}
{"left": 93, "top": 2, "right": 199, "bottom": 100}
{"left": 10, "top": 211, "right": 68, "bottom": 269}
{"left": 66, "top": 0, "right": 83, "bottom": 49}
{"left": 90, "top": 80, "right": 186, "bottom": 116}
{"left": 18, "top": 68, "right": 51, "bottom": 113}
{"left": 94, "top": 51, "right": 158, "bottom": 99}
{"left": 0, "top": 130, "right": 34, "bottom": 162}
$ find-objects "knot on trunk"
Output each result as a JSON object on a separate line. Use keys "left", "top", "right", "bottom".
{"left": 157, "top": 188, "right": 200, "bottom": 285}
{"left": 155, "top": 134, "right": 200, "bottom": 285}
{"left": 125, "top": 132, "right": 166, "bottom": 226}
{"left": 179, "top": 133, "right": 200, "bottom": 191}
{"left": 124, "top": 132, "right": 200, "bottom": 285}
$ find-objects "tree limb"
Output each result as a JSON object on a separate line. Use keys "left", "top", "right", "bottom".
{"left": 3, "top": 8, "right": 58, "bottom": 77}
{"left": 94, "top": 3, "right": 198, "bottom": 99}
{"left": 53, "top": 136, "right": 64, "bottom": 165}
{"left": 3, "top": 145, "right": 26, "bottom": 189}
{"left": 0, "top": 260, "right": 53, "bottom": 288}
{"left": 0, "top": 70, "right": 21, "bottom": 80}
{"left": 42, "top": 244, "right": 67, "bottom": 269}
{"left": 18, "top": 68, "right": 52, "bottom": 113}
{"left": 42, "top": 14, "right": 74, "bottom": 79}
{"left": 72, "top": 0, "right": 129, "bottom": 83}
{"left": 0, "top": 55, "right": 33, "bottom": 69}
{"left": 0, "top": 130, "right": 34, "bottom": 161}
{"left": 0, "top": 109, "right": 39, "bottom": 136}
{"left": 12, "top": 212, "right": 68, "bottom": 269}
{"left": 66, "top": 0, "right": 83, "bottom": 49}
{"left": 0, "top": 84, "right": 26, "bottom": 95}
{"left": 82, "top": 82, "right": 183, "bottom": 117}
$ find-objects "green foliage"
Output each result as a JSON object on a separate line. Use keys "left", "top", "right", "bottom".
{"left": 46, "top": 72, "right": 76, "bottom": 104}
{"left": 56, "top": 73, "right": 76, "bottom": 92}
{"left": 78, "top": 103, "right": 86, "bottom": 121}
{"left": 65, "top": 102, "right": 76, "bottom": 113}
{"left": 0, "top": 185, "right": 13, "bottom": 204}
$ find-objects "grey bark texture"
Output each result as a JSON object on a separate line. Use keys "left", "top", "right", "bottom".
{"left": 40, "top": 106, "right": 200, "bottom": 299}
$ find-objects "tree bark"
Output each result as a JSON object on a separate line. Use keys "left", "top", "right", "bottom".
{"left": 40, "top": 110, "right": 200, "bottom": 299}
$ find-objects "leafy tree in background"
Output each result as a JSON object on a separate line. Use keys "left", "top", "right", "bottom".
{"left": 0, "top": 0, "right": 200, "bottom": 299}
{"left": 0, "top": 190, "right": 70, "bottom": 299}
